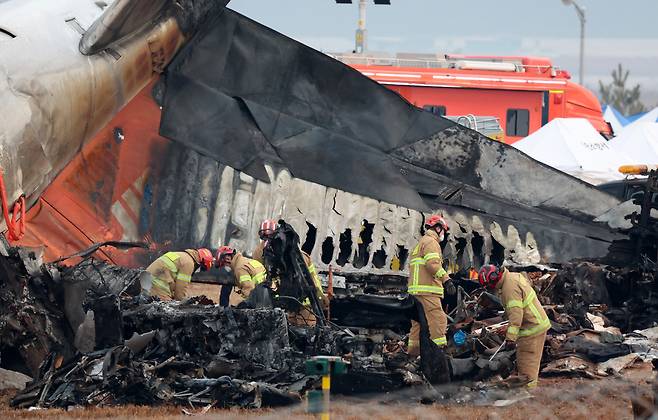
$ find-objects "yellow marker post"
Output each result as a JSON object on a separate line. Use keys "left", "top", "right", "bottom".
{"left": 305, "top": 356, "right": 347, "bottom": 420}
{"left": 321, "top": 375, "right": 331, "bottom": 420}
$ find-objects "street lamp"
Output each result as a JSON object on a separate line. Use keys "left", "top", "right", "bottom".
{"left": 335, "top": 0, "right": 391, "bottom": 54}
{"left": 561, "top": 0, "right": 586, "bottom": 85}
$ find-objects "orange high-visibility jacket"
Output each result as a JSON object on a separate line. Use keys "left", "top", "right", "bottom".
{"left": 408, "top": 230, "right": 448, "bottom": 297}
{"left": 497, "top": 269, "right": 550, "bottom": 341}
{"left": 230, "top": 253, "right": 266, "bottom": 299}
{"left": 147, "top": 249, "right": 198, "bottom": 300}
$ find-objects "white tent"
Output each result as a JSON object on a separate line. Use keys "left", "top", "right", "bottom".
{"left": 513, "top": 118, "right": 629, "bottom": 185}
{"left": 608, "top": 121, "right": 658, "bottom": 165}
{"left": 628, "top": 106, "right": 658, "bottom": 125}
{"left": 603, "top": 105, "right": 628, "bottom": 135}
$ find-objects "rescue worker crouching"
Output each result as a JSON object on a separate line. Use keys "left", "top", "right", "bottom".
{"left": 216, "top": 246, "right": 266, "bottom": 299}
{"left": 407, "top": 214, "right": 453, "bottom": 356}
{"left": 146, "top": 248, "right": 214, "bottom": 301}
{"left": 253, "top": 219, "right": 329, "bottom": 326}
{"left": 479, "top": 264, "right": 551, "bottom": 389}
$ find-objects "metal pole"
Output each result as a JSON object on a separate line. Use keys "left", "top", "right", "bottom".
{"left": 358, "top": 0, "right": 366, "bottom": 31}
{"left": 573, "top": 2, "right": 586, "bottom": 85}
{"left": 355, "top": 0, "right": 367, "bottom": 54}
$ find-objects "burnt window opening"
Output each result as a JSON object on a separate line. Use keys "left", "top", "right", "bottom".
{"left": 423, "top": 105, "right": 446, "bottom": 117}
{"left": 471, "top": 232, "right": 485, "bottom": 268}
{"left": 455, "top": 236, "right": 468, "bottom": 265}
{"left": 506, "top": 108, "right": 530, "bottom": 137}
{"left": 393, "top": 245, "right": 409, "bottom": 271}
{"left": 353, "top": 220, "right": 374, "bottom": 269}
{"left": 372, "top": 238, "right": 388, "bottom": 269}
{"left": 301, "top": 222, "right": 317, "bottom": 254}
{"left": 336, "top": 228, "right": 353, "bottom": 266}
{"left": 490, "top": 237, "right": 506, "bottom": 266}
{"left": 372, "top": 245, "right": 387, "bottom": 269}
{"left": 321, "top": 237, "right": 334, "bottom": 265}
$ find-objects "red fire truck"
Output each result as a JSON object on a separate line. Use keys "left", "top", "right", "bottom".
{"left": 336, "top": 54, "right": 611, "bottom": 143}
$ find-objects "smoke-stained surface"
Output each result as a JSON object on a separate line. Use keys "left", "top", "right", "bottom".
{"left": 158, "top": 8, "right": 626, "bottom": 264}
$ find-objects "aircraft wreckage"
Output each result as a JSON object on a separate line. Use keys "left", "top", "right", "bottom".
{"left": 0, "top": 0, "right": 633, "bottom": 271}
{"left": 2, "top": 224, "right": 658, "bottom": 410}
{"left": 1, "top": 0, "right": 657, "bottom": 413}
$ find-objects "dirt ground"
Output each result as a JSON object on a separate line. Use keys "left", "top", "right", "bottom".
{"left": 2, "top": 367, "right": 655, "bottom": 420}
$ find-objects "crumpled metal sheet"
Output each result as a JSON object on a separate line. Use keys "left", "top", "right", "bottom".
{"left": 0, "top": 0, "right": 185, "bottom": 211}
{"left": 263, "top": 220, "right": 327, "bottom": 323}
{"left": 123, "top": 304, "right": 291, "bottom": 371}
{"left": 80, "top": 0, "right": 232, "bottom": 55}
{"left": 159, "top": 8, "right": 621, "bottom": 223}
{"left": 0, "top": 250, "right": 75, "bottom": 376}
{"left": 158, "top": 8, "right": 626, "bottom": 265}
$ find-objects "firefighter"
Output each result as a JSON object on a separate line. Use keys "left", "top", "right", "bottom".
{"left": 407, "top": 214, "right": 451, "bottom": 356}
{"left": 251, "top": 218, "right": 277, "bottom": 263}
{"left": 216, "top": 246, "right": 266, "bottom": 300}
{"left": 252, "top": 219, "right": 329, "bottom": 326}
{"left": 478, "top": 264, "right": 551, "bottom": 388}
{"left": 146, "top": 248, "right": 214, "bottom": 301}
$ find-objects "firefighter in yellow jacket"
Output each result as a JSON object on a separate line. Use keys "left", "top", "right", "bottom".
{"left": 146, "top": 248, "right": 214, "bottom": 301}
{"left": 216, "top": 246, "right": 266, "bottom": 299}
{"left": 407, "top": 214, "right": 451, "bottom": 356}
{"left": 252, "top": 219, "right": 329, "bottom": 325}
{"left": 478, "top": 265, "right": 551, "bottom": 388}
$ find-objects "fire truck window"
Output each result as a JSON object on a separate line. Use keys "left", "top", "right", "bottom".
{"left": 423, "top": 105, "right": 446, "bottom": 117}
{"left": 506, "top": 109, "right": 529, "bottom": 137}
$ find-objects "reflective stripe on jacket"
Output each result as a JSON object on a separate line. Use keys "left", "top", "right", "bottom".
{"left": 302, "top": 251, "right": 329, "bottom": 310}
{"left": 497, "top": 269, "right": 551, "bottom": 341}
{"left": 231, "top": 253, "right": 267, "bottom": 299}
{"left": 407, "top": 230, "right": 448, "bottom": 297}
{"left": 146, "top": 250, "right": 198, "bottom": 300}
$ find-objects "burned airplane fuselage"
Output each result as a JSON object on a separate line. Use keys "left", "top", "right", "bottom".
{"left": 0, "top": 0, "right": 231, "bottom": 207}
{"left": 3, "top": 1, "right": 627, "bottom": 272}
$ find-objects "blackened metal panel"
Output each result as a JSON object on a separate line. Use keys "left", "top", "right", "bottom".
{"left": 159, "top": 8, "right": 620, "bottom": 226}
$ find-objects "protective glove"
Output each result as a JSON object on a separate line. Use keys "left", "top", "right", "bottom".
{"left": 503, "top": 339, "right": 517, "bottom": 351}
{"left": 443, "top": 278, "right": 456, "bottom": 296}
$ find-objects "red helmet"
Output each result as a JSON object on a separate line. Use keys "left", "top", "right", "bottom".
{"left": 197, "top": 248, "right": 214, "bottom": 271}
{"left": 478, "top": 264, "right": 502, "bottom": 288}
{"left": 425, "top": 214, "right": 449, "bottom": 232}
{"left": 216, "top": 246, "right": 236, "bottom": 268}
{"left": 259, "top": 219, "right": 277, "bottom": 239}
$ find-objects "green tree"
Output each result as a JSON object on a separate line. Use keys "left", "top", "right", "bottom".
{"left": 598, "top": 64, "right": 646, "bottom": 115}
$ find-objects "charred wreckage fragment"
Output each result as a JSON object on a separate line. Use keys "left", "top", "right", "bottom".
{"left": 1, "top": 221, "right": 658, "bottom": 410}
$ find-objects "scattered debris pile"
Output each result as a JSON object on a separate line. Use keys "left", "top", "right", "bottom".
{"left": 535, "top": 259, "right": 658, "bottom": 380}
{"left": 1, "top": 231, "right": 658, "bottom": 411}
{"left": 541, "top": 259, "right": 658, "bottom": 332}
{"left": 12, "top": 305, "right": 302, "bottom": 409}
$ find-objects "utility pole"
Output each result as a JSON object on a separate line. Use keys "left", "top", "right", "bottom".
{"left": 561, "top": 0, "right": 586, "bottom": 85}
{"left": 355, "top": 0, "right": 367, "bottom": 54}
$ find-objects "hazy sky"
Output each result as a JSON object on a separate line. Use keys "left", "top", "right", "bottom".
{"left": 230, "top": 0, "right": 658, "bottom": 104}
